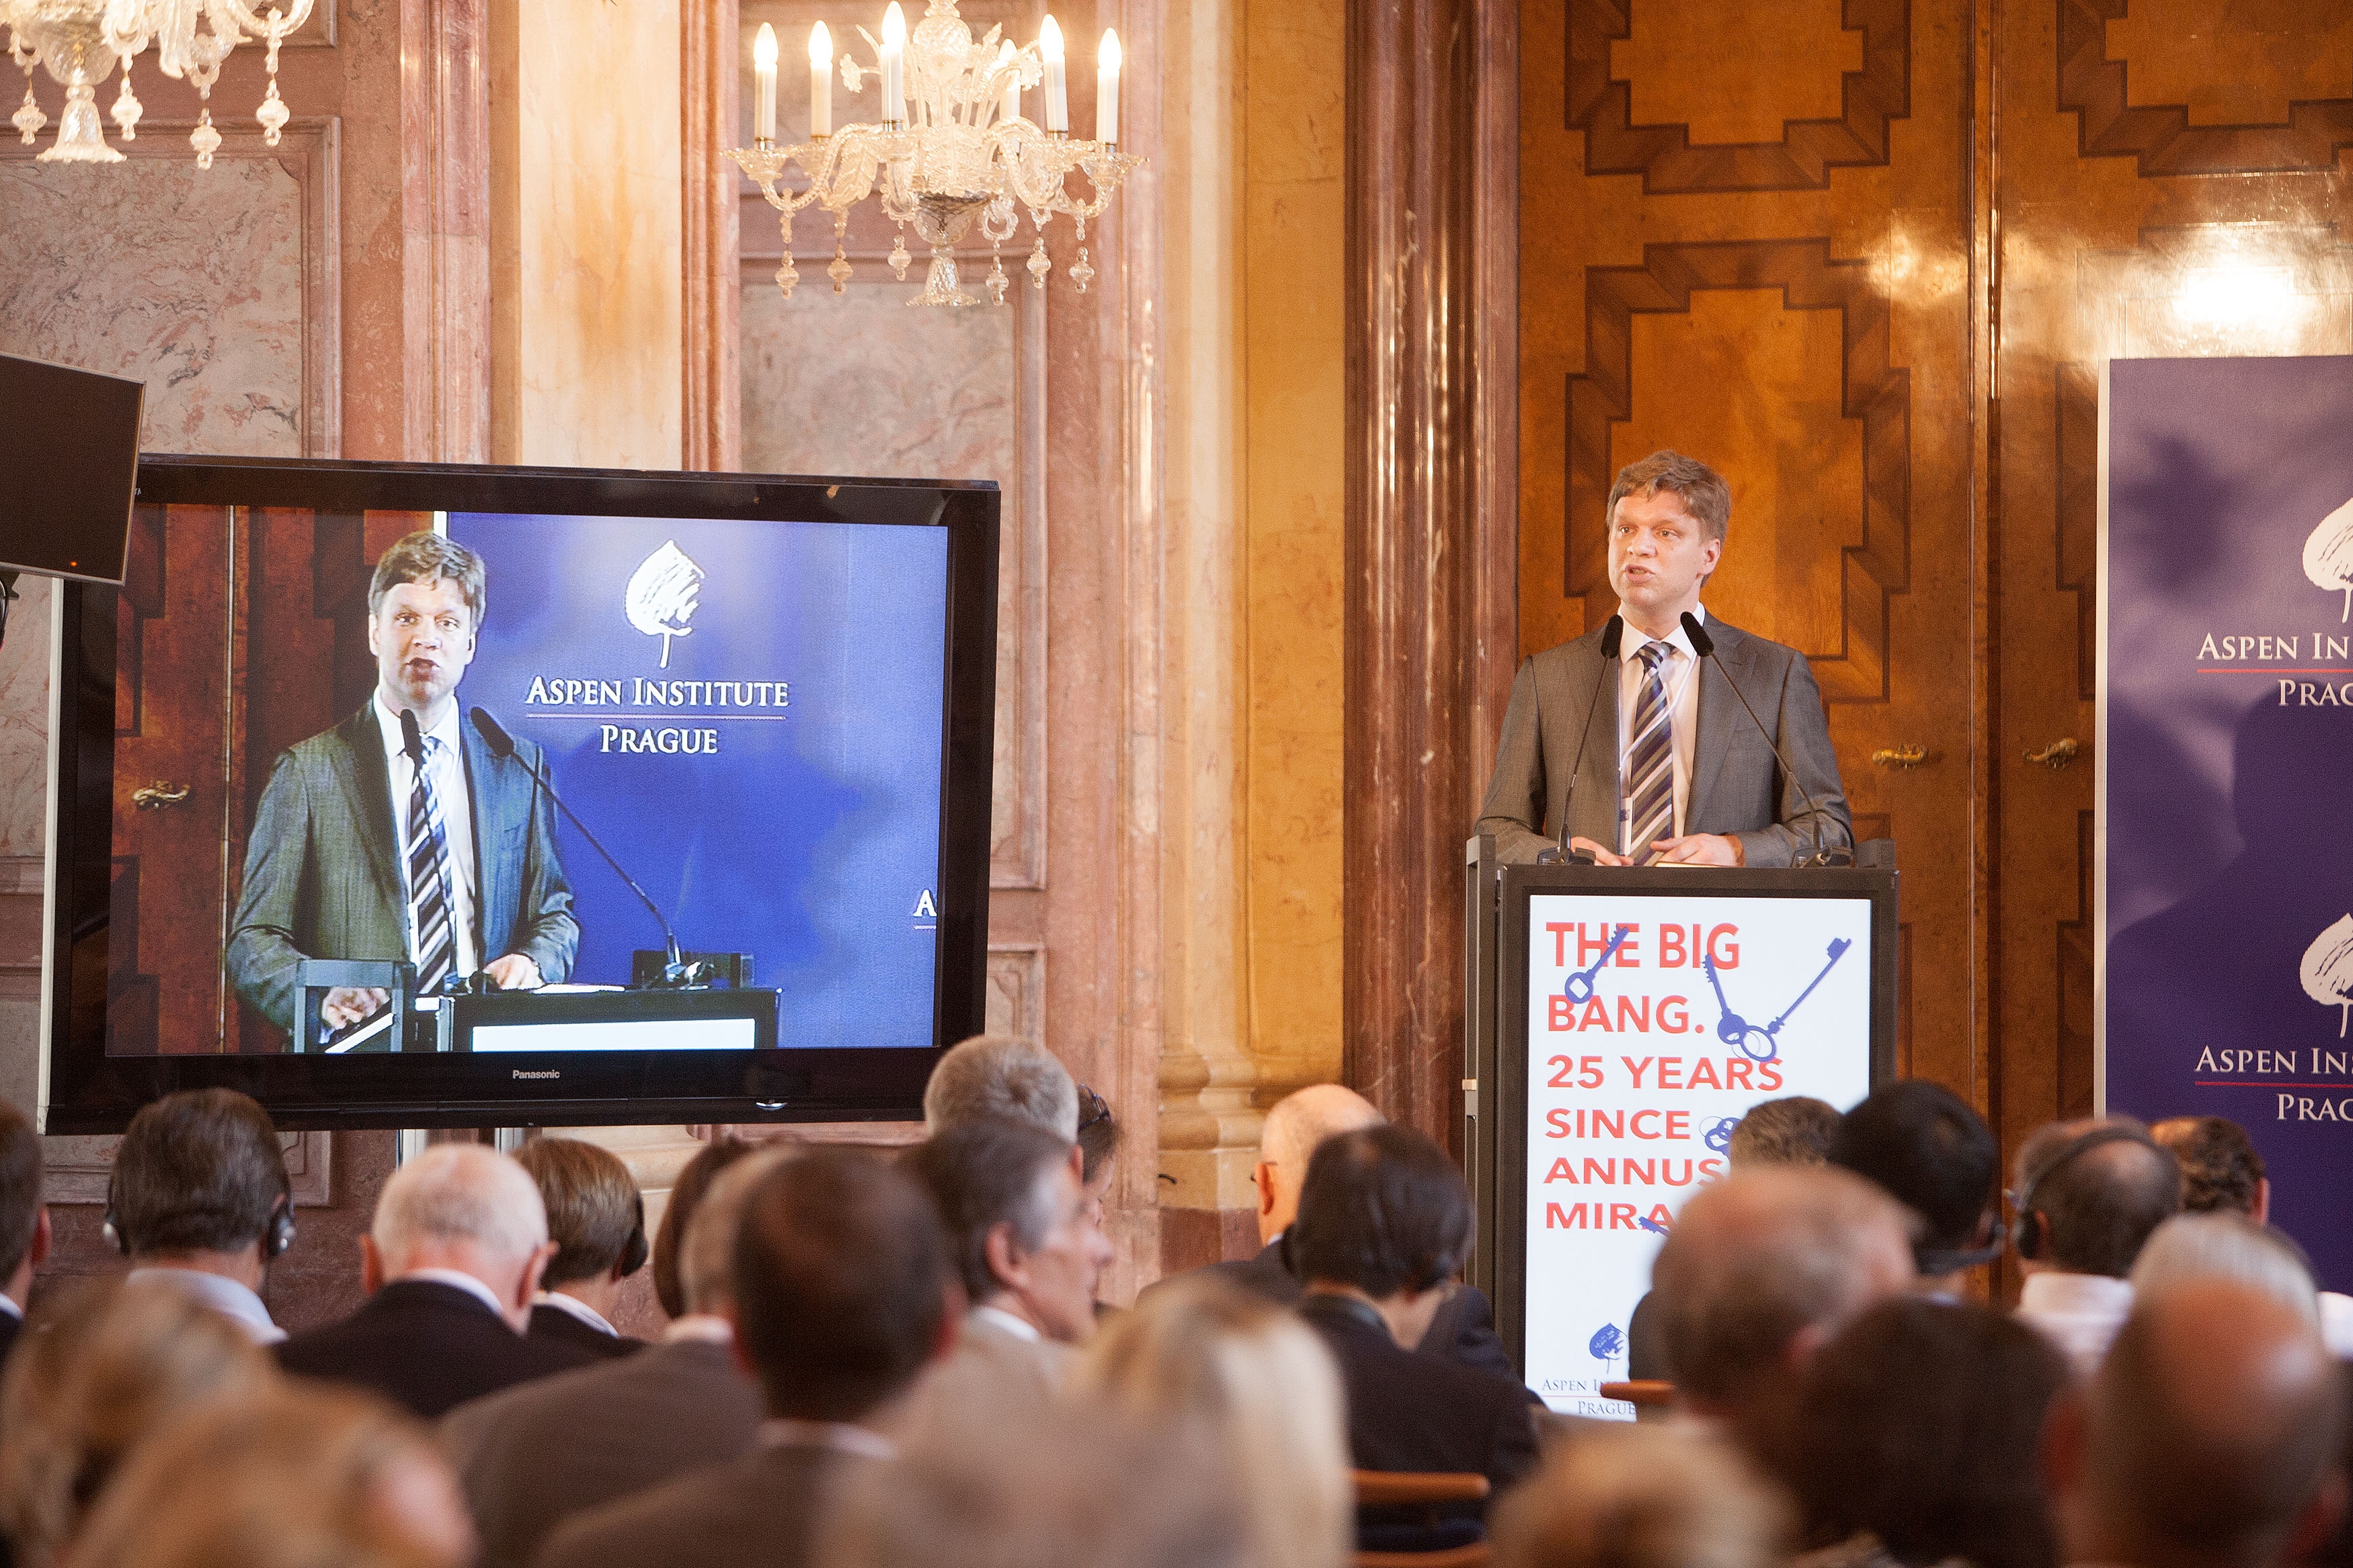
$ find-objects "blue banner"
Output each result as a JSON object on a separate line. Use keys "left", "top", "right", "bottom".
{"left": 2103, "top": 356, "right": 2353, "bottom": 1289}
{"left": 448, "top": 512, "right": 950, "bottom": 1050}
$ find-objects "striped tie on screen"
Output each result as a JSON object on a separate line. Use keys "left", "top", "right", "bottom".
{"left": 407, "top": 737, "right": 458, "bottom": 992}
{"left": 1624, "top": 642, "right": 1674, "bottom": 863}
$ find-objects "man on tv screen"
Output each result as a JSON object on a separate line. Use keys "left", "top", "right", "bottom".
{"left": 228, "top": 532, "right": 579, "bottom": 1047}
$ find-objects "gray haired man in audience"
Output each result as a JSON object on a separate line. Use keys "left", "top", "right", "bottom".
{"left": 109, "top": 1088, "right": 294, "bottom": 1345}
{"left": 440, "top": 1145, "right": 782, "bottom": 1568}
{"left": 2042, "top": 1280, "right": 2346, "bottom": 1568}
{"left": 924, "top": 1033, "right": 1081, "bottom": 1144}
{"left": 277, "top": 1143, "right": 585, "bottom": 1417}
{"left": 2009, "top": 1118, "right": 2182, "bottom": 1374}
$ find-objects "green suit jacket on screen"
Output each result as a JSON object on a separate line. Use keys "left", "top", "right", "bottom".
{"left": 227, "top": 703, "right": 580, "bottom": 1040}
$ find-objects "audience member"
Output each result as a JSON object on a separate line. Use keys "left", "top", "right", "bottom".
{"left": 1291, "top": 1126, "right": 1538, "bottom": 1536}
{"left": 648, "top": 1137, "right": 756, "bottom": 1319}
{"left": 1790, "top": 1298, "right": 2069, "bottom": 1568}
{"left": 0, "top": 1103, "right": 45, "bottom": 1368}
{"left": 2128, "top": 1212, "right": 2317, "bottom": 1325}
{"left": 1075, "top": 1275, "right": 1350, "bottom": 1568}
{"left": 2009, "top": 1118, "right": 2181, "bottom": 1374}
{"left": 1649, "top": 1166, "right": 1911, "bottom": 1471}
{"left": 61, "top": 1383, "right": 472, "bottom": 1568}
{"left": 514, "top": 1139, "right": 648, "bottom": 1360}
{"left": 278, "top": 1143, "right": 586, "bottom": 1418}
{"left": 1489, "top": 1426, "right": 1788, "bottom": 1568}
{"left": 2149, "top": 1115, "right": 2353, "bottom": 1356}
{"left": 1829, "top": 1079, "right": 2004, "bottom": 1297}
{"left": 2042, "top": 1280, "right": 2346, "bottom": 1568}
{"left": 922, "top": 1034, "right": 1080, "bottom": 1143}
{"left": 439, "top": 1145, "right": 780, "bottom": 1568}
{"left": 1726, "top": 1096, "right": 1840, "bottom": 1169}
{"left": 1076, "top": 1082, "right": 1121, "bottom": 1226}
{"left": 107, "top": 1089, "right": 294, "bottom": 1345}
{"left": 900, "top": 1116, "right": 1113, "bottom": 1421}
{"left": 0, "top": 1280, "right": 274, "bottom": 1568}
{"left": 536, "top": 1148, "right": 955, "bottom": 1568}
{"left": 815, "top": 1398, "right": 1246, "bottom": 1568}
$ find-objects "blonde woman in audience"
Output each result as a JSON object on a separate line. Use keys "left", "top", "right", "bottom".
{"left": 1489, "top": 1426, "right": 1788, "bottom": 1568}
{"left": 1073, "top": 1274, "right": 1351, "bottom": 1568}
{"left": 0, "top": 1278, "right": 274, "bottom": 1567}
{"left": 2127, "top": 1210, "right": 2319, "bottom": 1324}
{"left": 59, "top": 1383, "right": 472, "bottom": 1568}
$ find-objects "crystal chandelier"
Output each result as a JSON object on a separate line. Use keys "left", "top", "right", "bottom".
{"left": 6, "top": 0, "right": 312, "bottom": 167}
{"left": 729, "top": 0, "right": 1140, "bottom": 308}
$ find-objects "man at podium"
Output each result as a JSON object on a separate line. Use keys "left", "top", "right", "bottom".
{"left": 1476, "top": 450, "right": 1851, "bottom": 867}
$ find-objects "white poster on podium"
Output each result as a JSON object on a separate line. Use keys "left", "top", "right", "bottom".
{"left": 1520, "top": 889, "right": 1874, "bottom": 1417}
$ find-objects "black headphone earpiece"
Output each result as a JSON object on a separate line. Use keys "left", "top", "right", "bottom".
{"left": 264, "top": 1193, "right": 296, "bottom": 1262}
{"left": 102, "top": 1172, "right": 129, "bottom": 1257}
{"left": 619, "top": 1193, "right": 648, "bottom": 1278}
{"left": 2013, "top": 1124, "right": 2161, "bottom": 1264}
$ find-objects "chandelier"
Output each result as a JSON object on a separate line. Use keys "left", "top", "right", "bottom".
{"left": 6, "top": 0, "right": 311, "bottom": 167}
{"left": 729, "top": 0, "right": 1140, "bottom": 308}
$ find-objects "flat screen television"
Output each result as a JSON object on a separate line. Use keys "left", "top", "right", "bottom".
{"left": 40, "top": 457, "right": 998, "bottom": 1131}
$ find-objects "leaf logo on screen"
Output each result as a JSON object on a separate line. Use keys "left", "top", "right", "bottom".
{"left": 2305, "top": 498, "right": 2353, "bottom": 623}
{"left": 1588, "top": 1323, "right": 1624, "bottom": 1378}
{"left": 2300, "top": 915, "right": 2353, "bottom": 1038}
{"left": 625, "top": 541, "right": 707, "bottom": 669}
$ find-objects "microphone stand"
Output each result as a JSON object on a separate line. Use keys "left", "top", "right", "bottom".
{"left": 1678, "top": 612, "right": 1844, "bottom": 868}
{"left": 1538, "top": 615, "right": 1624, "bottom": 866}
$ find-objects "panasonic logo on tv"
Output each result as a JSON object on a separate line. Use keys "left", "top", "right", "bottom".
{"left": 511, "top": 1069, "right": 561, "bottom": 1080}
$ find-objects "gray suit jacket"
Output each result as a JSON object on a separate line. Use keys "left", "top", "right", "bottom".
{"left": 227, "top": 702, "right": 580, "bottom": 1038}
{"left": 440, "top": 1338, "right": 766, "bottom": 1568}
{"left": 1475, "top": 616, "right": 1851, "bottom": 868}
{"left": 532, "top": 1442, "right": 865, "bottom": 1568}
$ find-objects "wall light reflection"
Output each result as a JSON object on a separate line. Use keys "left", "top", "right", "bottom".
{"left": 2174, "top": 264, "right": 2301, "bottom": 328}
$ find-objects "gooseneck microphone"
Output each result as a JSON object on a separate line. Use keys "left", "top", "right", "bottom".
{"left": 1679, "top": 612, "right": 1840, "bottom": 868}
{"left": 1538, "top": 615, "right": 1624, "bottom": 865}
{"left": 471, "top": 707, "right": 705, "bottom": 987}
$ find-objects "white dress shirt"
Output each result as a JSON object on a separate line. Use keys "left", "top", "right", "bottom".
{"left": 1615, "top": 605, "right": 1704, "bottom": 852}
{"left": 372, "top": 694, "right": 481, "bottom": 975}
{"left": 126, "top": 1266, "right": 286, "bottom": 1345}
{"left": 971, "top": 1303, "right": 1041, "bottom": 1343}
{"left": 533, "top": 1289, "right": 620, "bottom": 1338}
{"left": 2016, "top": 1271, "right": 2135, "bottom": 1374}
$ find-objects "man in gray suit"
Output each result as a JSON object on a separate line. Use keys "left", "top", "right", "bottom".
{"left": 228, "top": 532, "right": 577, "bottom": 1046}
{"left": 1476, "top": 449, "right": 1851, "bottom": 866}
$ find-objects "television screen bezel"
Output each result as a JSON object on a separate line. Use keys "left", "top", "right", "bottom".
{"left": 42, "top": 455, "right": 997, "bottom": 1132}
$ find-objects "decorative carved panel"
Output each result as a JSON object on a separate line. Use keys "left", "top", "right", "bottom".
{"left": 985, "top": 946, "right": 1044, "bottom": 1040}
{"left": 44, "top": 1130, "right": 333, "bottom": 1206}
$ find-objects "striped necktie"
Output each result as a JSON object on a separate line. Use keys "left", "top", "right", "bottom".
{"left": 1624, "top": 643, "right": 1675, "bottom": 863}
{"left": 407, "top": 735, "right": 459, "bottom": 991}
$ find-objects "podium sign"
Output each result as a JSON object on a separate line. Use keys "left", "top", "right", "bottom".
{"left": 1468, "top": 861, "right": 1896, "bottom": 1420}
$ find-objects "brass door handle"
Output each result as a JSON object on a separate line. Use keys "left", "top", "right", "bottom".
{"left": 1870, "top": 746, "right": 1930, "bottom": 770}
{"left": 131, "top": 781, "right": 192, "bottom": 810}
{"left": 2025, "top": 738, "right": 2080, "bottom": 770}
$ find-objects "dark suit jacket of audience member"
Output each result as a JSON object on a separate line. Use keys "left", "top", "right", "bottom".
{"left": 534, "top": 1442, "right": 873, "bottom": 1568}
{"left": 1626, "top": 1289, "right": 1668, "bottom": 1380}
{"left": 527, "top": 1303, "right": 645, "bottom": 1362}
{"left": 0, "top": 1308, "right": 21, "bottom": 1369}
{"left": 440, "top": 1337, "right": 764, "bottom": 1568}
{"left": 1297, "top": 1293, "right": 1540, "bottom": 1515}
{"left": 276, "top": 1280, "right": 592, "bottom": 1419}
{"left": 1196, "top": 1235, "right": 1527, "bottom": 1389}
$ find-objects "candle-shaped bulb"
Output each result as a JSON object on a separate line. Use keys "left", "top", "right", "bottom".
{"left": 996, "top": 39, "right": 1021, "bottom": 125}
{"left": 1039, "top": 13, "right": 1063, "bottom": 60}
{"left": 753, "top": 22, "right": 778, "bottom": 142}
{"left": 1039, "top": 14, "right": 1068, "bottom": 132}
{"left": 809, "top": 19, "right": 830, "bottom": 65}
{"left": 881, "top": 1, "right": 907, "bottom": 124}
{"left": 882, "top": 1, "right": 906, "bottom": 43}
{"left": 1099, "top": 28, "right": 1121, "bottom": 70}
{"left": 754, "top": 22, "right": 777, "bottom": 67}
{"left": 808, "top": 21, "right": 832, "bottom": 136}
{"left": 1096, "top": 28, "right": 1120, "bottom": 145}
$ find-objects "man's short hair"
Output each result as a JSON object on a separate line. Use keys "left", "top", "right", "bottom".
{"left": 0, "top": 1100, "right": 41, "bottom": 1280}
{"left": 1727, "top": 1097, "right": 1839, "bottom": 1169}
{"left": 515, "top": 1139, "right": 641, "bottom": 1288}
{"left": 678, "top": 1146, "right": 793, "bottom": 1317}
{"left": 1490, "top": 1425, "right": 1788, "bottom": 1568}
{"left": 370, "top": 1144, "right": 547, "bottom": 1268}
{"left": 1290, "top": 1126, "right": 1472, "bottom": 1299}
{"left": 2014, "top": 1118, "right": 2180, "bottom": 1279}
{"left": 732, "top": 1148, "right": 951, "bottom": 1421}
{"left": 902, "top": 1118, "right": 1073, "bottom": 1304}
{"left": 111, "top": 1090, "right": 289, "bottom": 1257}
{"left": 1605, "top": 450, "right": 1732, "bottom": 543}
{"left": 2150, "top": 1116, "right": 2265, "bottom": 1216}
{"left": 1829, "top": 1080, "right": 1999, "bottom": 1262}
{"left": 368, "top": 531, "right": 487, "bottom": 628}
{"left": 1651, "top": 1167, "right": 1911, "bottom": 1404}
{"left": 651, "top": 1136, "right": 759, "bottom": 1318}
{"left": 922, "top": 1034, "right": 1080, "bottom": 1141}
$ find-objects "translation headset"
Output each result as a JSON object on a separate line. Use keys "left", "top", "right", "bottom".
{"left": 2011, "top": 1124, "right": 2160, "bottom": 1262}
{"left": 102, "top": 1173, "right": 296, "bottom": 1262}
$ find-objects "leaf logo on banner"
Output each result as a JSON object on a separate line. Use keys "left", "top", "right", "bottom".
{"left": 1588, "top": 1323, "right": 1624, "bottom": 1371}
{"left": 2300, "top": 915, "right": 2353, "bottom": 1038}
{"left": 625, "top": 541, "right": 706, "bottom": 669}
{"left": 2303, "top": 499, "right": 2353, "bottom": 623}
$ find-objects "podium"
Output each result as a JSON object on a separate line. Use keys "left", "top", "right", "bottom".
{"left": 294, "top": 961, "right": 779, "bottom": 1055}
{"left": 1460, "top": 836, "right": 1897, "bottom": 1417}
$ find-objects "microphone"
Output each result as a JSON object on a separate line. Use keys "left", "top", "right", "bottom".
{"left": 1538, "top": 615, "right": 1623, "bottom": 865}
{"left": 1679, "top": 612, "right": 1842, "bottom": 868}
{"left": 471, "top": 708, "right": 707, "bottom": 988}
{"left": 398, "top": 707, "right": 425, "bottom": 765}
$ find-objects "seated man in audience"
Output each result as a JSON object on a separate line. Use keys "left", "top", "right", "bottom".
{"left": 900, "top": 1118, "right": 1113, "bottom": 1420}
{"left": 1830, "top": 1079, "right": 2005, "bottom": 1299}
{"left": 1649, "top": 1165, "right": 1913, "bottom": 1471}
{"left": 923, "top": 1032, "right": 1082, "bottom": 1147}
{"left": 440, "top": 1142, "right": 778, "bottom": 1568}
{"left": 1292, "top": 1126, "right": 1538, "bottom": 1527}
{"left": 2042, "top": 1280, "right": 2346, "bottom": 1568}
{"left": 0, "top": 1100, "right": 44, "bottom": 1366}
{"left": 2150, "top": 1114, "right": 2353, "bottom": 1356}
{"left": 111, "top": 1088, "right": 298, "bottom": 1344}
{"left": 1488, "top": 1425, "right": 1786, "bottom": 1568}
{"left": 2009, "top": 1118, "right": 2180, "bottom": 1374}
{"left": 536, "top": 1149, "right": 955, "bottom": 1568}
{"left": 278, "top": 1143, "right": 586, "bottom": 1417}
{"left": 514, "top": 1139, "right": 647, "bottom": 1360}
